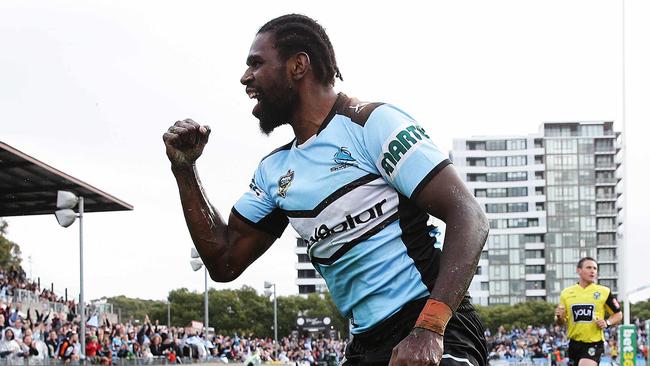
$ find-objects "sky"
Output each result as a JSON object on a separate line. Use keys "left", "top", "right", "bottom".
{"left": 1, "top": 0, "right": 650, "bottom": 304}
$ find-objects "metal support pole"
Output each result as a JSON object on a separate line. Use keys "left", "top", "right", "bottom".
{"left": 273, "top": 284, "right": 278, "bottom": 343}
{"left": 204, "top": 267, "right": 209, "bottom": 332}
{"left": 167, "top": 301, "right": 171, "bottom": 327}
{"left": 79, "top": 197, "right": 86, "bottom": 358}
{"left": 621, "top": 0, "right": 630, "bottom": 326}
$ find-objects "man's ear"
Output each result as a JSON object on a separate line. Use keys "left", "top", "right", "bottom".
{"left": 289, "top": 52, "right": 310, "bottom": 81}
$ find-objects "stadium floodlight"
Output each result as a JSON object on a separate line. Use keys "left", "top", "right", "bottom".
{"left": 190, "top": 259, "right": 203, "bottom": 271}
{"left": 264, "top": 281, "right": 278, "bottom": 344}
{"left": 54, "top": 209, "right": 77, "bottom": 228}
{"left": 189, "top": 253, "right": 209, "bottom": 331}
{"left": 53, "top": 190, "right": 86, "bottom": 358}
{"left": 57, "top": 190, "right": 79, "bottom": 209}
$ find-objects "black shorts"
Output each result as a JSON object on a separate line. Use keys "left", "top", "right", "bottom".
{"left": 342, "top": 296, "right": 488, "bottom": 366}
{"left": 567, "top": 340, "right": 604, "bottom": 365}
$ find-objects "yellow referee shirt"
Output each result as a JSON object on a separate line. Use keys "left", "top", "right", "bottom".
{"left": 559, "top": 283, "right": 622, "bottom": 343}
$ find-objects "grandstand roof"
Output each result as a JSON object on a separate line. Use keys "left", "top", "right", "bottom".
{"left": 0, "top": 141, "right": 133, "bottom": 217}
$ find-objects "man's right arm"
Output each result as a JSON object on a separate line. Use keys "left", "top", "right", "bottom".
{"left": 555, "top": 295, "right": 567, "bottom": 326}
{"left": 164, "top": 119, "right": 277, "bottom": 282}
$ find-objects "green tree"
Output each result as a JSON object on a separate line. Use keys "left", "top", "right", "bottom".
{"left": 0, "top": 219, "right": 22, "bottom": 270}
{"left": 476, "top": 301, "right": 555, "bottom": 331}
{"left": 631, "top": 298, "right": 650, "bottom": 320}
{"left": 104, "top": 295, "right": 167, "bottom": 324}
{"left": 103, "top": 286, "right": 349, "bottom": 338}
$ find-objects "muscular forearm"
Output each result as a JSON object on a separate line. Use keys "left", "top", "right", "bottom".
{"left": 429, "top": 205, "right": 488, "bottom": 311}
{"left": 172, "top": 165, "right": 235, "bottom": 280}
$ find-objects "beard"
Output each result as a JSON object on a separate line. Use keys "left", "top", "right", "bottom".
{"left": 254, "top": 79, "right": 299, "bottom": 135}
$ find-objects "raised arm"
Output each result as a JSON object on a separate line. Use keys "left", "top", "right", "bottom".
{"left": 163, "top": 119, "right": 277, "bottom": 282}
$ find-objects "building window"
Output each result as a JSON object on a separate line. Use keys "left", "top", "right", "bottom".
{"left": 506, "top": 155, "right": 527, "bottom": 166}
{"left": 298, "top": 270, "right": 317, "bottom": 278}
{"left": 467, "top": 157, "right": 486, "bottom": 166}
{"left": 597, "top": 233, "right": 616, "bottom": 245}
{"left": 507, "top": 139, "right": 527, "bottom": 150}
{"left": 508, "top": 218, "right": 528, "bottom": 228}
{"left": 579, "top": 124, "right": 604, "bottom": 137}
{"left": 525, "top": 265, "right": 545, "bottom": 274}
{"left": 299, "top": 285, "right": 316, "bottom": 294}
{"left": 599, "top": 264, "right": 617, "bottom": 276}
{"left": 526, "top": 280, "right": 545, "bottom": 289}
{"left": 486, "top": 140, "right": 507, "bottom": 151}
{"left": 486, "top": 156, "right": 507, "bottom": 167}
{"left": 468, "top": 174, "right": 487, "bottom": 182}
{"left": 595, "top": 139, "right": 614, "bottom": 152}
{"left": 597, "top": 248, "right": 617, "bottom": 262}
{"left": 525, "top": 250, "right": 545, "bottom": 259}
{"left": 298, "top": 254, "right": 310, "bottom": 263}
{"left": 507, "top": 171, "right": 528, "bottom": 181}
{"left": 467, "top": 141, "right": 486, "bottom": 150}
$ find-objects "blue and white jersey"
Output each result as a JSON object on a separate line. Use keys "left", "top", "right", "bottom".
{"left": 233, "top": 93, "right": 451, "bottom": 334}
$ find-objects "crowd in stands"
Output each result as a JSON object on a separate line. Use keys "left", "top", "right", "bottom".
{"left": 485, "top": 321, "right": 649, "bottom": 365}
{"left": 2, "top": 265, "right": 649, "bottom": 366}
{"left": 0, "top": 306, "right": 346, "bottom": 365}
{"left": 1, "top": 266, "right": 76, "bottom": 309}
{"left": 0, "top": 266, "right": 347, "bottom": 365}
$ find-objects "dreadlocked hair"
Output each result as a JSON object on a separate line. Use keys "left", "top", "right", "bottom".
{"left": 258, "top": 14, "right": 343, "bottom": 86}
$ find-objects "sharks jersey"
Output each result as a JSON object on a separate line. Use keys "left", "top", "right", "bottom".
{"left": 233, "top": 93, "right": 452, "bottom": 334}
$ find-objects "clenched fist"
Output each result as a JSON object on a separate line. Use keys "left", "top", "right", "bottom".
{"left": 163, "top": 119, "right": 211, "bottom": 169}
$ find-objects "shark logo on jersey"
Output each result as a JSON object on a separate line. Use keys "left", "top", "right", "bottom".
{"left": 330, "top": 147, "right": 358, "bottom": 172}
{"left": 277, "top": 169, "right": 294, "bottom": 198}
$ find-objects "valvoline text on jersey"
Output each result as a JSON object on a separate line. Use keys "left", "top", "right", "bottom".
{"left": 308, "top": 198, "right": 388, "bottom": 247}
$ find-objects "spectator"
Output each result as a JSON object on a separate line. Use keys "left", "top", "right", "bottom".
{"left": 0, "top": 328, "right": 20, "bottom": 359}
{"left": 19, "top": 334, "right": 40, "bottom": 359}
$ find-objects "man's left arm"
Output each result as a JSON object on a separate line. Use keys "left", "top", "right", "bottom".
{"left": 597, "top": 291, "right": 623, "bottom": 329}
{"left": 390, "top": 164, "right": 489, "bottom": 366}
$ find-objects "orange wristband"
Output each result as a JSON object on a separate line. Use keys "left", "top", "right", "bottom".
{"left": 414, "top": 299, "right": 453, "bottom": 335}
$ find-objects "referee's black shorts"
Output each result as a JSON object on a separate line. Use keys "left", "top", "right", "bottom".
{"left": 342, "top": 296, "right": 488, "bottom": 366}
{"left": 567, "top": 339, "right": 604, "bottom": 365}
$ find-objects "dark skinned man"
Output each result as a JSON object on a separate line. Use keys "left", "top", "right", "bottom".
{"left": 163, "top": 14, "right": 489, "bottom": 366}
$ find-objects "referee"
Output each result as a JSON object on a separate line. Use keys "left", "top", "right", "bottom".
{"left": 555, "top": 257, "right": 622, "bottom": 366}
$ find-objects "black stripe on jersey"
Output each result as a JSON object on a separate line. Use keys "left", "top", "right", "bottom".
{"left": 231, "top": 207, "right": 288, "bottom": 238}
{"left": 260, "top": 139, "right": 295, "bottom": 163}
{"left": 283, "top": 173, "right": 381, "bottom": 218}
{"left": 398, "top": 193, "right": 440, "bottom": 291}
{"left": 410, "top": 159, "right": 453, "bottom": 200}
{"left": 317, "top": 93, "right": 386, "bottom": 133}
{"left": 605, "top": 291, "right": 622, "bottom": 313}
{"left": 317, "top": 93, "right": 350, "bottom": 134}
{"left": 310, "top": 211, "right": 400, "bottom": 265}
{"left": 336, "top": 95, "right": 385, "bottom": 127}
